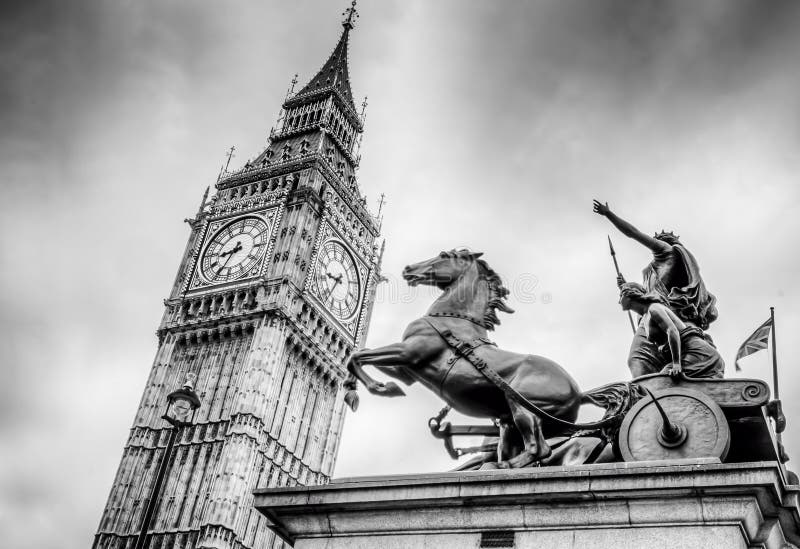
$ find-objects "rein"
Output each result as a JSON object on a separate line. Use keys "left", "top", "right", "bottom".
{"left": 423, "top": 317, "right": 625, "bottom": 430}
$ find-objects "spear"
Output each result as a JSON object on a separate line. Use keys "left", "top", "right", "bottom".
{"left": 608, "top": 235, "right": 636, "bottom": 333}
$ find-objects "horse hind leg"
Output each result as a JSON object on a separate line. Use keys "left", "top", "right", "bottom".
{"left": 506, "top": 398, "right": 551, "bottom": 468}
{"left": 480, "top": 419, "right": 521, "bottom": 470}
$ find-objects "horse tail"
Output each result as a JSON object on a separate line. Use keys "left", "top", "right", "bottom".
{"left": 580, "top": 381, "right": 645, "bottom": 422}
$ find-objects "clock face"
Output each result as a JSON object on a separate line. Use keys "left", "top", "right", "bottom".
{"left": 200, "top": 216, "right": 270, "bottom": 283}
{"left": 314, "top": 241, "right": 361, "bottom": 320}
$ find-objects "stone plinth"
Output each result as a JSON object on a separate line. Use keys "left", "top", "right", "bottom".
{"left": 254, "top": 459, "right": 800, "bottom": 548}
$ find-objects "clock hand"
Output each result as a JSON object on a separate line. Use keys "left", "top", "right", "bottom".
{"left": 326, "top": 272, "right": 343, "bottom": 283}
{"left": 326, "top": 277, "right": 342, "bottom": 302}
{"left": 215, "top": 242, "right": 242, "bottom": 276}
{"left": 215, "top": 254, "right": 234, "bottom": 276}
{"left": 214, "top": 241, "right": 243, "bottom": 276}
{"left": 220, "top": 241, "right": 243, "bottom": 258}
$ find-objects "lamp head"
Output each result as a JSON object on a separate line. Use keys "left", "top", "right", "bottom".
{"left": 163, "top": 373, "right": 201, "bottom": 427}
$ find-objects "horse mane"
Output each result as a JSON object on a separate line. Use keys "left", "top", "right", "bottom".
{"left": 450, "top": 249, "right": 514, "bottom": 331}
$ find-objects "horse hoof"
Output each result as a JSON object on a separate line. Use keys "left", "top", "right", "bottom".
{"left": 382, "top": 381, "right": 406, "bottom": 397}
{"left": 508, "top": 451, "right": 546, "bottom": 469}
{"left": 479, "top": 462, "right": 500, "bottom": 471}
{"left": 344, "top": 390, "right": 359, "bottom": 411}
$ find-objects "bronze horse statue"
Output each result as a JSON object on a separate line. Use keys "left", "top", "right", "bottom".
{"left": 345, "top": 249, "right": 621, "bottom": 468}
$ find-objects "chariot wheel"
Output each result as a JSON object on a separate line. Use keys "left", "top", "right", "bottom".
{"left": 618, "top": 387, "right": 730, "bottom": 462}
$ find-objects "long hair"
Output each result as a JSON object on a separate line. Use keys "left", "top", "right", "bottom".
{"left": 619, "top": 282, "right": 667, "bottom": 306}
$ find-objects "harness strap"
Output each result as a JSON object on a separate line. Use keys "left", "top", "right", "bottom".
{"left": 446, "top": 336, "right": 496, "bottom": 365}
{"left": 438, "top": 336, "right": 496, "bottom": 396}
{"left": 428, "top": 311, "right": 487, "bottom": 328}
{"left": 423, "top": 317, "right": 622, "bottom": 430}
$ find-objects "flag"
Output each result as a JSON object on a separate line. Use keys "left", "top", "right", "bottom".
{"left": 735, "top": 317, "right": 773, "bottom": 371}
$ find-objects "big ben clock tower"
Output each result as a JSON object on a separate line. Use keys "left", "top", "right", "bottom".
{"left": 94, "top": 4, "right": 382, "bottom": 549}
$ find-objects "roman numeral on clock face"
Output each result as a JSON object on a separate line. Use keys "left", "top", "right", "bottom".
{"left": 200, "top": 216, "right": 271, "bottom": 283}
{"left": 314, "top": 240, "right": 361, "bottom": 320}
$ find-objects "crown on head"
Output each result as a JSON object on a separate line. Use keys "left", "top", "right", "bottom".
{"left": 653, "top": 230, "right": 679, "bottom": 240}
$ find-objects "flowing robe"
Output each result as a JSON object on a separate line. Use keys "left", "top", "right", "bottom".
{"left": 628, "top": 243, "right": 720, "bottom": 377}
{"left": 643, "top": 244, "right": 718, "bottom": 330}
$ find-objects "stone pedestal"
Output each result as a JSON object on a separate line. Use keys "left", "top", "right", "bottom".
{"left": 254, "top": 459, "right": 799, "bottom": 548}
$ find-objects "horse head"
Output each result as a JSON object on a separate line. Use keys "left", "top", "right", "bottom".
{"left": 402, "top": 248, "right": 482, "bottom": 289}
{"left": 403, "top": 249, "right": 514, "bottom": 330}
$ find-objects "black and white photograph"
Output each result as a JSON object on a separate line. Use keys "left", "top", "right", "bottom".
{"left": 1, "top": 1, "right": 799, "bottom": 548}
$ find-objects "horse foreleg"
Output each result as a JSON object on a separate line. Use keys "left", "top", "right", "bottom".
{"left": 375, "top": 365, "right": 416, "bottom": 386}
{"left": 506, "top": 399, "right": 551, "bottom": 467}
{"left": 346, "top": 343, "right": 413, "bottom": 400}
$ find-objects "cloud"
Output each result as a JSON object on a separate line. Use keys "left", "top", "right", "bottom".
{"left": 2, "top": 2, "right": 799, "bottom": 548}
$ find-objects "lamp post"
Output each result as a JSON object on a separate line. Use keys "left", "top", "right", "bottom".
{"left": 134, "top": 374, "right": 201, "bottom": 549}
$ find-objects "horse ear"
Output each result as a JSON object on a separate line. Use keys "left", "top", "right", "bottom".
{"left": 471, "top": 252, "right": 484, "bottom": 259}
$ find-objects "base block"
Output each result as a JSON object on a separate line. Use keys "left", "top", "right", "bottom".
{"left": 254, "top": 459, "right": 799, "bottom": 548}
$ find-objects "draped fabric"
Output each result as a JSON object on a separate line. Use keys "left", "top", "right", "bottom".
{"left": 628, "top": 318, "right": 724, "bottom": 379}
{"left": 662, "top": 326, "right": 725, "bottom": 379}
{"left": 627, "top": 323, "right": 664, "bottom": 376}
{"left": 643, "top": 244, "right": 718, "bottom": 329}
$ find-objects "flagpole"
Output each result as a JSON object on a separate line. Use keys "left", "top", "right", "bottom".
{"left": 770, "top": 306, "right": 779, "bottom": 401}
{"left": 768, "top": 305, "right": 786, "bottom": 460}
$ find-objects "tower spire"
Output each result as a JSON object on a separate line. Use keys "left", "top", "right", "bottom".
{"left": 293, "top": 1, "right": 359, "bottom": 112}
{"left": 342, "top": 0, "right": 359, "bottom": 30}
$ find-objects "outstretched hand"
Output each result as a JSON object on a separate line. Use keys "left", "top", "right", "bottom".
{"left": 592, "top": 199, "right": 610, "bottom": 216}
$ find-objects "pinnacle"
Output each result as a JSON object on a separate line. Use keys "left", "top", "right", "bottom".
{"left": 294, "top": 25, "right": 356, "bottom": 112}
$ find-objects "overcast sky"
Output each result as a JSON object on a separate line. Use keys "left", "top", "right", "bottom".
{"left": 2, "top": 1, "right": 800, "bottom": 547}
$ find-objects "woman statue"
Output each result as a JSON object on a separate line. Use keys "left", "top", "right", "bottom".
{"left": 619, "top": 282, "right": 724, "bottom": 379}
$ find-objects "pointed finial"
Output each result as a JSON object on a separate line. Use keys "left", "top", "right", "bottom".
{"left": 223, "top": 146, "right": 236, "bottom": 173}
{"left": 377, "top": 193, "right": 386, "bottom": 217}
{"left": 286, "top": 73, "right": 299, "bottom": 99}
{"left": 342, "top": 0, "right": 359, "bottom": 29}
{"left": 197, "top": 186, "right": 210, "bottom": 216}
{"left": 360, "top": 95, "right": 368, "bottom": 118}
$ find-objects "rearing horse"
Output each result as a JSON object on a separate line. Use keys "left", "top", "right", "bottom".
{"left": 345, "top": 249, "right": 584, "bottom": 468}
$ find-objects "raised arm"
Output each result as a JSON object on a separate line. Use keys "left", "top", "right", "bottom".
{"left": 593, "top": 200, "right": 671, "bottom": 254}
